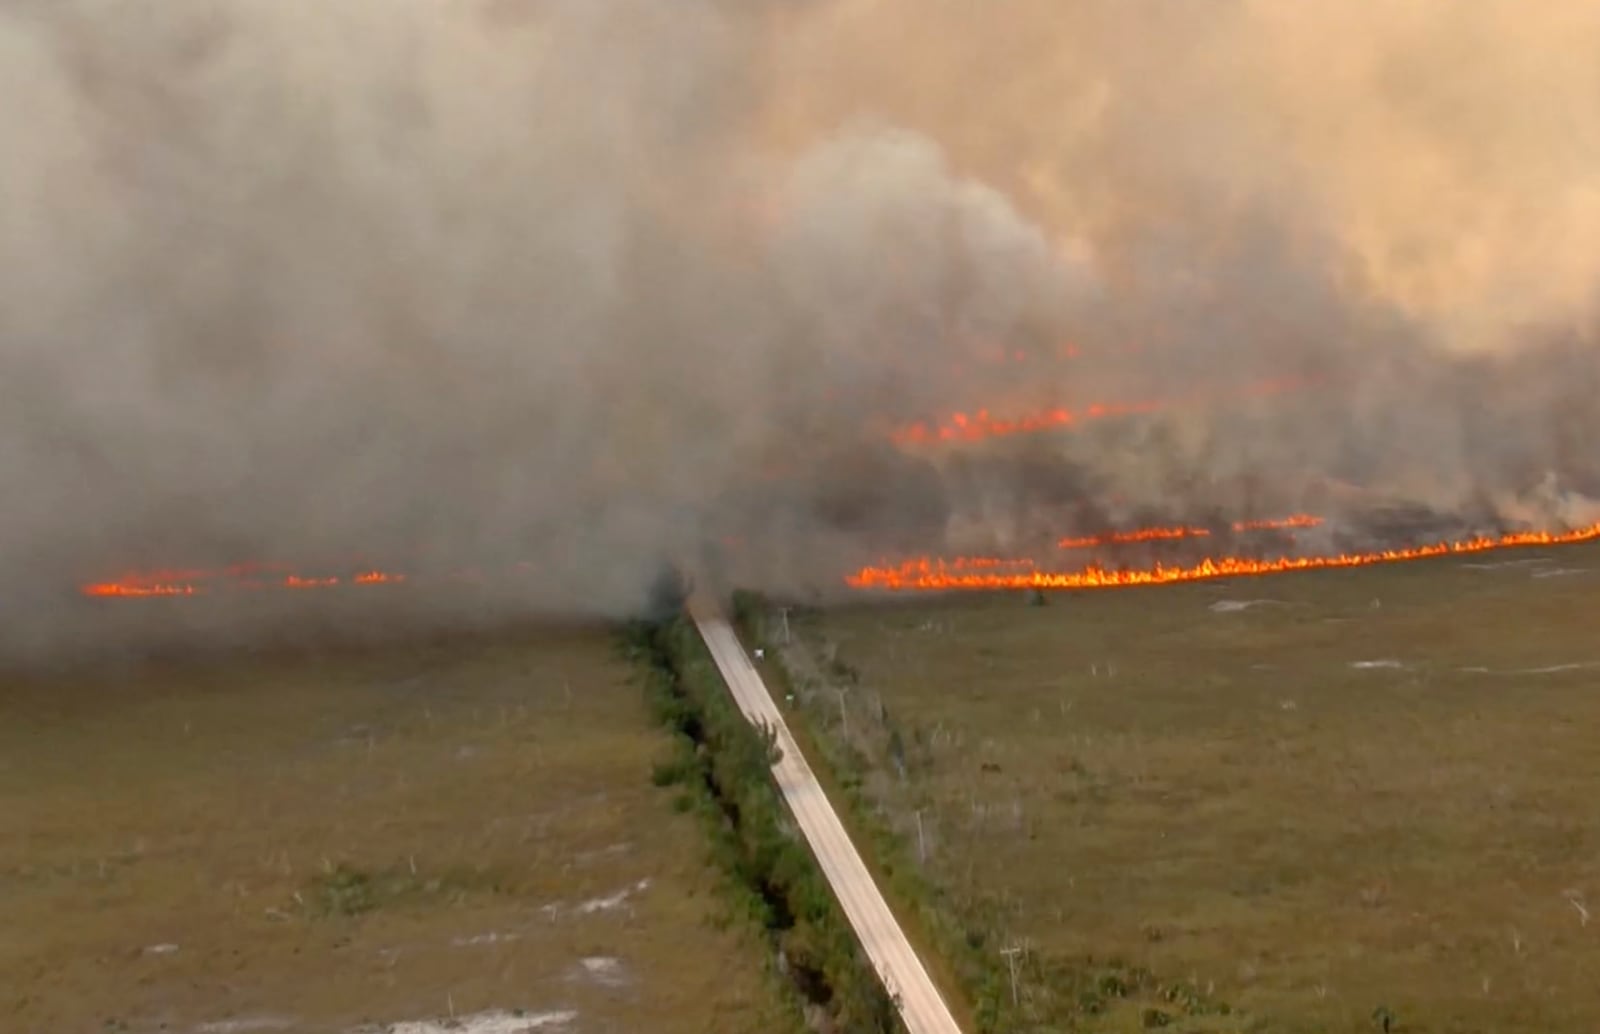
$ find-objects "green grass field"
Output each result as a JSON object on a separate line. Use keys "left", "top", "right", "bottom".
{"left": 764, "top": 542, "right": 1600, "bottom": 1033}
{"left": 0, "top": 627, "right": 794, "bottom": 1034}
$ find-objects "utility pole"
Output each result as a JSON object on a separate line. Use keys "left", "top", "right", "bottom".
{"left": 915, "top": 809, "right": 926, "bottom": 864}
{"left": 1000, "top": 944, "right": 1024, "bottom": 1006}
{"left": 779, "top": 606, "right": 791, "bottom": 644}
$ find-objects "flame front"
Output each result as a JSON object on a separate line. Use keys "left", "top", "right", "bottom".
{"left": 848, "top": 523, "right": 1600, "bottom": 592}
{"left": 79, "top": 521, "right": 1600, "bottom": 603}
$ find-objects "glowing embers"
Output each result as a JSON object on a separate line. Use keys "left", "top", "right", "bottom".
{"left": 846, "top": 522, "right": 1600, "bottom": 592}
{"left": 1230, "top": 514, "right": 1323, "bottom": 533}
{"left": 889, "top": 375, "right": 1308, "bottom": 447}
{"left": 354, "top": 570, "right": 406, "bottom": 585}
{"left": 81, "top": 579, "right": 201, "bottom": 598}
{"left": 890, "top": 397, "right": 1162, "bottom": 446}
{"left": 80, "top": 563, "right": 408, "bottom": 598}
{"left": 1056, "top": 514, "right": 1323, "bottom": 549}
{"left": 82, "top": 562, "right": 278, "bottom": 598}
{"left": 1056, "top": 524, "right": 1211, "bottom": 549}
{"left": 282, "top": 575, "right": 342, "bottom": 590}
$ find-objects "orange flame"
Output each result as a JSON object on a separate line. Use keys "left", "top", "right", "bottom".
{"left": 848, "top": 523, "right": 1600, "bottom": 592}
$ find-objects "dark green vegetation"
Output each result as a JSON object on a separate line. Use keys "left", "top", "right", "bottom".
{"left": 1, "top": 628, "right": 793, "bottom": 1034}
{"left": 625, "top": 614, "right": 904, "bottom": 1034}
{"left": 737, "top": 541, "right": 1600, "bottom": 1032}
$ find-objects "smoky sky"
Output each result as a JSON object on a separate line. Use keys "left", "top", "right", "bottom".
{"left": 2, "top": 0, "right": 1598, "bottom": 660}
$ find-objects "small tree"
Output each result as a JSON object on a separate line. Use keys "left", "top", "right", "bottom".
{"left": 645, "top": 564, "right": 691, "bottom": 622}
{"left": 751, "top": 719, "right": 784, "bottom": 767}
{"left": 887, "top": 727, "right": 907, "bottom": 779}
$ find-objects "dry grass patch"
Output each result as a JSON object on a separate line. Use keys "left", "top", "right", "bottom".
{"left": 771, "top": 543, "right": 1600, "bottom": 1032}
{"left": 1, "top": 626, "right": 793, "bottom": 1034}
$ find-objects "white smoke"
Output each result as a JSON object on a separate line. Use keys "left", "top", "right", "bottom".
{"left": 1, "top": 0, "right": 1596, "bottom": 660}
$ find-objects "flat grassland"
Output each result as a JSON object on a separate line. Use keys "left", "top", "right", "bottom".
{"left": 1, "top": 627, "right": 792, "bottom": 1034}
{"left": 783, "top": 543, "right": 1600, "bottom": 1033}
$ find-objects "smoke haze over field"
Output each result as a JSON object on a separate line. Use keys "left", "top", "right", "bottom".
{"left": 2, "top": 0, "right": 1599, "bottom": 658}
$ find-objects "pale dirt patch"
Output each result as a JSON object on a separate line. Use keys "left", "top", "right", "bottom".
{"left": 356, "top": 1009, "right": 577, "bottom": 1034}
{"left": 569, "top": 955, "right": 630, "bottom": 988}
{"left": 1208, "top": 599, "right": 1286, "bottom": 613}
{"left": 194, "top": 1018, "right": 297, "bottom": 1034}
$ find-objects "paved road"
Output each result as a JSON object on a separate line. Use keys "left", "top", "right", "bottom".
{"left": 692, "top": 606, "right": 965, "bottom": 1034}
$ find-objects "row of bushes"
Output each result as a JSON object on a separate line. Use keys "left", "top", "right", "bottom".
{"left": 728, "top": 592, "right": 1014, "bottom": 1027}
{"left": 623, "top": 612, "right": 903, "bottom": 1034}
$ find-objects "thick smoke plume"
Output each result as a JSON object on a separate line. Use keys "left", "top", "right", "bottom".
{"left": 3, "top": 0, "right": 1598, "bottom": 660}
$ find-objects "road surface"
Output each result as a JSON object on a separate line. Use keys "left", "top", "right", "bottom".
{"left": 692, "top": 606, "right": 965, "bottom": 1034}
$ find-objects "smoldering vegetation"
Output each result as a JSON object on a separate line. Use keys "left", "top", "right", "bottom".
{"left": 2, "top": 0, "right": 1598, "bottom": 661}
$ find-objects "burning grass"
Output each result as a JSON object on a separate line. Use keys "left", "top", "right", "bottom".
{"left": 0, "top": 628, "right": 796, "bottom": 1034}
{"left": 848, "top": 520, "right": 1600, "bottom": 592}
{"left": 748, "top": 541, "right": 1600, "bottom": 1032}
